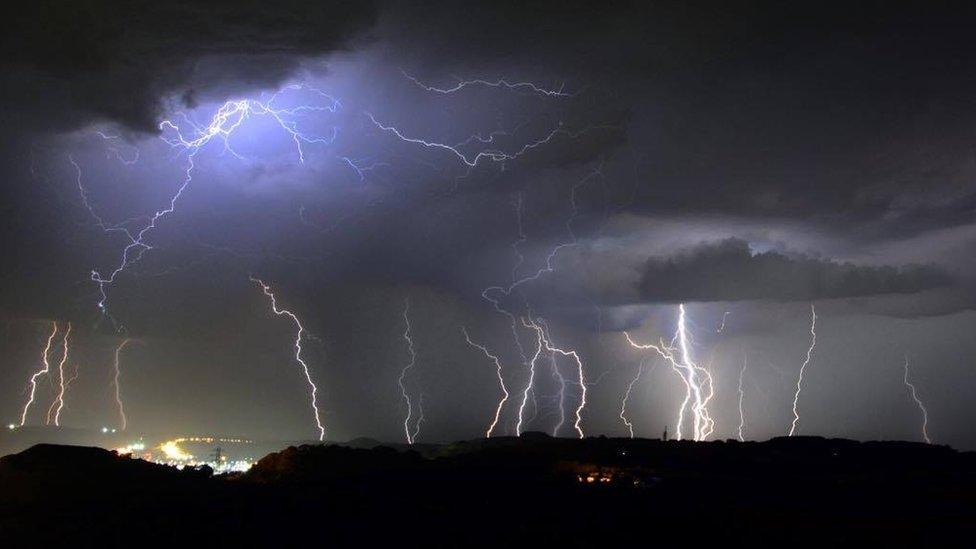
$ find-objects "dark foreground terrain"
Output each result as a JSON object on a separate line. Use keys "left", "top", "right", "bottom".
{"left": 1, "top": 435, "right": 974, "bottom": 546}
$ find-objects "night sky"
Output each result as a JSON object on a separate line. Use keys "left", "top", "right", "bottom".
{"left": 2, "top": 1, "right": 975, "bottom": 448}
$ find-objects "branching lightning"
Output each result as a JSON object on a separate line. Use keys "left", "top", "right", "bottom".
{"left": 619, "top": 357, "right": 645, "bottom": 438}
{"left": 46, "top": 322, "right": 72, "bottom": 427}
{"left": 549, "top": 349, "right": 568, "bottom": 437}
{"left": 461, "top": 327, "right": 509, "bottom": 438}
{"left": 397, "top": 298, "right": 423, "bottom": 444}
{"left": 367, "top": 113, "right": 564, "bottom": 168}
{"left": 401, "top": 70, "right": 572, "bottom": 98}
{"left": 20, "top": 321, "right": 59, "bottom": 426}
{"left": 113, "top": 338, "right": 133, "bottom": 430}
{"left": 368, "top": 72, "right": 578, "bottom": 169}
{"left": 522, "top": 317, "right": 587, "bottom": 438}
{"left": 83, "top": 85, "right": 342, "bottom": 322}
{"left": 902, "top": 354, "right": 931, "bottom": 444}
{"left": 251, "top": 276, "right": 326, "bottom": 441}
{"left": 623, "top": 304, "right": 715, "bottom": 441}
{"left": 788, "top": 304, "right": 817, "bottom": 437}
{"left": 516, "top": 315, "right": 545, "bottom": 436}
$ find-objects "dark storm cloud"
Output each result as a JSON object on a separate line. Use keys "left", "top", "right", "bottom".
{"left": 638, "top": 238, "right": 951, "bottom": 303}
{"left": 0, "top": 0, "right": 377, "bottom": 133}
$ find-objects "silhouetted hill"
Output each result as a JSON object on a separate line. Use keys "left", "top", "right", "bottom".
{"left": 2, "top": 437, "right": 974, "bottom": 547}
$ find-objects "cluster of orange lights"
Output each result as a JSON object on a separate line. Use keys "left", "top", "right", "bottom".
{"left": 578, "top": 473, "right": 614, "bottom": 484}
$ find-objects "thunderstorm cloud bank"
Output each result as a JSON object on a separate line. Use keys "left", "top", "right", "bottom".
{"left": 3, "top": 1, "right": 976, "bottom": 448}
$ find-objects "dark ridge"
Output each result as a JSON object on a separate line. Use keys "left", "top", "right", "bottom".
{"left": 2, "top": 437, "right": 974, "bottom": 546}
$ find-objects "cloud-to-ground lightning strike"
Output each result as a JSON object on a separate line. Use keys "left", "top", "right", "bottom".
{"left": 717, "top": 311, "right": 731, "bottom": 333}
{"left": 789, "top": 304, "right": 818, "bottom": 437}
{"left": 113, "top": 338, "right": 133, "bottom": 430}
{"left": 623, "top": 304, "right": 715, "bottom": 442}
{"left": 516, "top": 316, "right": 545, "bottom": 436}
{"left": 619, "top": 357, "right": 645, "bottom": 438}
{"left": 251, "top": 276, "right": 326, "bottom": 441}
{"left": 737, "top": 352, "right": 748, "bottom": 442}
{"left": 45, "top": 322, "right": 72, "bottom": 426}
{"left": 466, "top": 167, "right": 603, "bottom": 437}
{"left": 522, "top": 317, "right": 587, "bottom": 438}
{"left": 549, "top": 350, "right": 568, "bottom": 437}
{"left": 461, "top": 327, "right": 509, "bottom": 438}
{"left": 902, "top": 355, "right": 932, "bottom": 444}
{"left": 19, "top": 321, "right": 59, "bottom": 426}
{"left": 83, "top": 85, "right": 342, "bottom": 322}
{"left": 397, "top": 298, "right": 423, "bottom": 444}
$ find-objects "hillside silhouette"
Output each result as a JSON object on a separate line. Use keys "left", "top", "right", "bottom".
{"left": 2, "top": 435, "right": 974, "bottom": 546}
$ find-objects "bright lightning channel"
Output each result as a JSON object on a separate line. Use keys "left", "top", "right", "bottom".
{"left": 83, "top": 85, "right": 341, "bottom": 321}
{"left": 397, "top": 298, "right": 423, "bottom": 444}
{"left": 549, "top": 349, "right": 568, "bottom": 437}
{"left": 623, "top": 304, "right": 715, "bottom": 441}
{"left": 366, "top": 113, "right": 565, "bottom": 169}
{"left": 113, "top": 338, "right": 133, "bottom": 430}
{"left": 516, "top": 315, "right": 545, "bottom": 436}
{"left": 902, "top": 354, "right": 932, "bottom": 444}
{"left": 251, "top": 276, "right": 326, "bottom": 441}
{"left": 461, "top": 327, "right": 509, "bottom": 438}
{"left": 45, "top": 322, "right": 72, "bottom": 426}
{"left": 468, "top": 168, "right": 603, "bottom": 437}
{"left": 401, "top": 70, "right": 572, "bottom": 97}
{"left": 619, "top": 357, "right": 645, "bottom": 438}
{"left": 522, "top": 317, "right": 587, "bottom": 438}
{"left": 20, "top": 321, "right": 59, "bottom": 426}
{"left": 788, "top": 304, "right": 817, "bottom": 437}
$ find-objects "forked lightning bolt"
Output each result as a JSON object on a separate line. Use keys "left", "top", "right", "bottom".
{"left": 516, "top": 316, "right": 545, "bottom": 436}
{"left": 549, "top": 350, "right": 568, "bottom": 436}
{"left": 20, "top": 321, "right": 59, "bottom": 426}
{"left": 624, "top": 304, "right": 715, "bottom": 441}
{"left": 398, "top": 298, "right": 423, "bottom": 444}
{"left": 401, "top": 70, "right": 572, "bottom": 97}
{"left": 46, "top": 322, "right": 72, "bottom": 427}
{"left": 83, "top": 85, "right": 342, "bottom": 322}
{"left": 619, "top": 357, "right": 645, "bottom": 438}
{"left": 113, "top": 338, "right": 133, "bottom": 430}
{"left": 251, "top": 276, "right": 326, "bottom": 441}
{"left": 522, "top": 317, "right": 587, "bottom": 438}
{"left": 789, "top": 304, "right": 817, "bottom": 437}
{"left": 902, "top": 355, "right": 931, "bottom": 444}
{"left": 461, "top": 327, "right": 509, "bottom": 438}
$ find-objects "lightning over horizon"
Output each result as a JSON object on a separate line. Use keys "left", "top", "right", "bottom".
{"left": 251, "top": 276, "right": 326, "bottom": 441}
{"left": 902, "top": 355, "right": 932, "bottom": 444}
{"left": 522, "top": 317, "right": 587, "bottom": 438}
{"left": 789, "top": 304, "right": 818, "bottom": 437}
{"left": 19, "top": 322, "right": 59, "bottom": 427}
{"left": 113, "top": 338, "right": 133, "bottom": 431}
{"left": 619, "top": 357, "right": 645, "bottom": 438}
{"left": 623, "top": 304, "right": 715, "bottom": 442}
{"left": 461, "top": 327, "right": 509, "bottom": 438}
{"left": 4, "top": 2, "right": 975, "bottom": 461}
{"left": 397, "top": 298, "right": 423, "bottom": 444}
{"left": 46, "top": 322, "right": 72, "bottom": 427}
